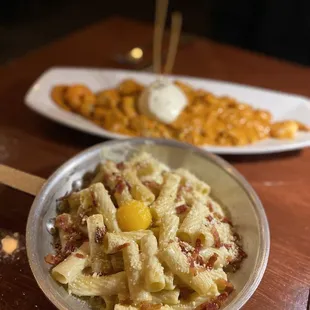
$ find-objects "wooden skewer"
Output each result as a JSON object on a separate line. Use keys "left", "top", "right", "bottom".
{"left": 0, "top": 164, "right": 45, "bottom": 196}
{"left": 164, "top": 11, "right": 183, "bottom": 75}
{"left": 153, "top": 0, "right": 169, "bottom": 74}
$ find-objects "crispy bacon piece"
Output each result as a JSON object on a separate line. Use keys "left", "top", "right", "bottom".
{"left": 178, "top": 240, "right": 193, "bottom": 254}
{"left": 195, "top": 254, "right": 206, "bottom": 266}
{"left": 114, "top": 180, "right": 126, "bottom": 194}
{"left": 223, "top": 243, "right": 232, "bottom": 250}
{"left": 176, "top": 184, "right": 193, "bottom": 201}
{"left": 116, "top": 162, "right": 125, "bottom": 170}
{"left": 55, "top": 214, "right": 72, "bottom": 232}
{"left": 221, "top": 217, "right": 233, "bottom": 226}
{"left": 142, "top": 181, "right": 157, "bottom": 188}
{"left": 226, "top": 247, "right": 248, "bottom": 272}
{"left": 224, "top": 281, "right": 234, "bottom": 294}
{"left": 194, "top": 238, "right": 202, "bottom": 253}
{"left": 44, "top": 254, "right": 63, "bottom": 265}
{"left": 205, "top": 253, "right": 218, "bottom": 269}
{"left": 238, "top": 247, "right": 247, "bottom": 259}
{"left": 233, "top": 232, "right": 241, "bottom": 242}
{"left": 211, "top": 226, "right": 222, "bottom": 248}
{"left": 143, "top": 181, "right": 161, "bottom": 196}
{"left": 95, "top": 226, "right": 106, "bottom": 244}
{"left": 207, "top": 201, "right": 214, "bottom": 212}
{"left": 179, "top": 287, "right": 194, "bottom": 300}
{"left": 176, "top": 204, "right": 189, "bottom": 214}
{"left": 114, "top": 242, "right": 130, "bottom": 252}
{"left": 63, "top": 239, "right": 78, "bottom": 255}
{"left": 74, "top": 253, "right": 85, "bottom": 259}
{"left": 206, "top": 215, "right": 214, "bottom": 222}
{"left": 119, "top": 298, "right": 132, "bottom": 306}
{"left": 54, "top": 241, "right": 61, "bottom": 251}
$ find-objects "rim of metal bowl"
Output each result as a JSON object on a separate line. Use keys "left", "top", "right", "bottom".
{"left": 26, "top": 138, "right": 270, "bottom": 310}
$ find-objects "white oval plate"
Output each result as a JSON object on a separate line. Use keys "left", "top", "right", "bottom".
{"left": 25, "top": 67, "right": 310, "bottom": 155}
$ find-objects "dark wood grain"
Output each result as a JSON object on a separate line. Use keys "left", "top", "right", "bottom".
{"left": 0, "top": 16, "right": 310, "bottom": 310}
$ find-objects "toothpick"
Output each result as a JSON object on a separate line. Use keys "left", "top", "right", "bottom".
{"left": 153, "top": 0, "right": 169, "bottom": 74}
{"left": 164, "top": 11, "right": 182, "bottom": 75}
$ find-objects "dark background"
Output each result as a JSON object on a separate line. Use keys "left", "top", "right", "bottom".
{"left": 1, "top": 0, "right": 310, "bottom": 66}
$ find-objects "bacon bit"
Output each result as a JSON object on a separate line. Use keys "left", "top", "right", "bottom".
{"left": 114, "top": 180, "right": 126, "bottom": 194}
{"left": 55, "top": 214, "right": 71, "bottom": 231}
{"left": 74, "top": 253, "right": 85, "bottom": 259}
{"left": 238, "top": 247, "right": 247, "bottom": 259}
{"left": 207, "top": 201, "right": 214, "bottom": 212}
{"left": 206, "top": 215, "right": 214, "bottom": 222}
{"left": 195, "top": 301, "right": 218, "bottom": 310}
{"left": 116, "top": 162, "right": 125, "bottom": 170}
{"left": 223, "top": 243, "right": 232, "bottom": 250}
{"left": 176, "top": 184, "right": 193, "bottom": 201}
{"left": 44, "top": 254, "right": 63, "bottom": 265}
{"left": 206, "top": 253, "right": 218, "bottom": 269}
{"left": 194, "top": 238, "right": 202, "bottom": 253}
{"left": 221, "top": 217, "right": 233, "bottom": 226}
{"left": 176, "top": 204, "right": 189, "bottom": 214}
{"left": 179, "top": 287, "right": 194, "bottom": 300}
{"left": 143, "top": 181, "right": 161, "bottom": 196}
{"left": 195, "top": 254, "right": 206, "bottom": 266}
{"left": 63, "top": 241, "right": 78, "bottom": 255}
{"left": 227, "top": 247, "right": 247, "bottom": 272}
{"left": 211, "top": 226, "right": 222, "bottom": 248}
{"left": 119, "top": 298, "right": 132, "bottom": 306}
{"left": 224, "top": 281, "right": 234, "bottom": 294}
{"left": 233, "top": 232, "right": 241, "bottom": 242}
{"left": 54, "top": 241, "right": 61, "bottom": 251}
{"left": 216, "top": 292, "right": 229, "bottom": 303}
{"left": 95, "top": 226, "right": 106, "bottom": 244}
{"left": 179, "top": 240, "right": 192, "bottom": 254}
{"left": 115, "top": 242, "right": 130, "bottom": 252}
{"left": 188, "top": 250, "right": 206, "bottom": 276}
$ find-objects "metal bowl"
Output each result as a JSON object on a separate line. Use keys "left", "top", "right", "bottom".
{"left": 26, "top": 138, "right": 270, "bottom": 310}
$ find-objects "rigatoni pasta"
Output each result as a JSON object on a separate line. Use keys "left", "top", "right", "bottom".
{"left": 86, "top": 214, "right": 112, "bottom": 274}
{"left": 140, "top": 234, "right": 165, "bottom": 292}
{"left": 150, "top": 173, "right": 181, "bottom": 220}
{"left": 45, "top": 152, "right": 246, "bottom": 309}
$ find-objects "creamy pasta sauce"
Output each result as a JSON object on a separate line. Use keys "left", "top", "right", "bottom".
{"left": 45, "top": 152, "right": 246, "bottom": 309}
{"left": 51, "top": 79, "right": 309, "bottom": 146}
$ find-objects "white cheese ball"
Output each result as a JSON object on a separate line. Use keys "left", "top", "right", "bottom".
{"left": 138, "top": 79, "right": 187, "bottom": 124}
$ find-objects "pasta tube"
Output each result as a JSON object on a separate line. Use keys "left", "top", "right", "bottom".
{"left": 140, "top": 234, "right": 165, "bottom": 292}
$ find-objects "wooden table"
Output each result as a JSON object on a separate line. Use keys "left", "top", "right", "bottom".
{"left": 0, "top": 16, "right": 310, "bottom": 310}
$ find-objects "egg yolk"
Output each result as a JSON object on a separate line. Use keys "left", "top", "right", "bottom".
{"left": 117, "top": 200, "right": 152, "bottom": 231}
